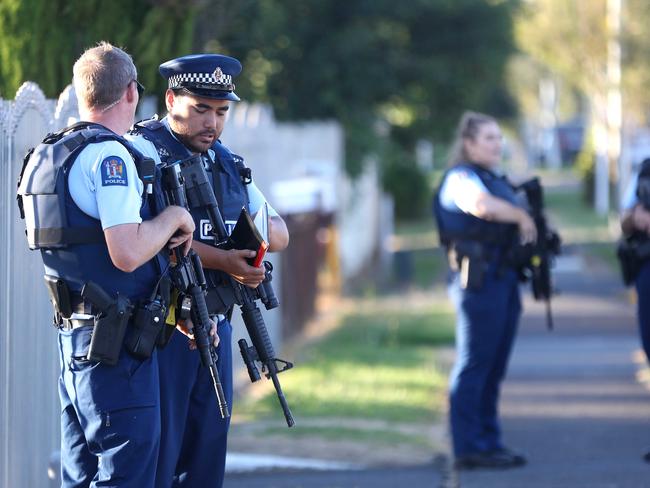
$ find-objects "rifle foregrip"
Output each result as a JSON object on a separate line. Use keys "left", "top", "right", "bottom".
{"left": 240, "top": 299, "right": 295, "bottom": 427}
{"left": 189, "top": 285, "right": 212, "bottom": 364}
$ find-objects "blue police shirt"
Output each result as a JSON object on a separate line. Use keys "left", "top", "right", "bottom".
{"left": 68, "top": 140, "right": 144, "bottom": 229}
{"left": 439, "top": 166, "right": 490, "bottom": 213}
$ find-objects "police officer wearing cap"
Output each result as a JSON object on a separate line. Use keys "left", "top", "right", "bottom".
{"left": 127, "top": 53, "right": 289, "bottom": 487}
{"left": 17, "top": 42, "right": 195, "bottom": 487}
{"left": 433, "top": 111, "right": 535, "bottom": 470}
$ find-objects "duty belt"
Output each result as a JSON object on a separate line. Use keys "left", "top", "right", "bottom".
{"left": 60, "top": 317, "right": 94, "bottom": 331}
{"left": 57, "top": 299, "right": 96, "bottom": 331}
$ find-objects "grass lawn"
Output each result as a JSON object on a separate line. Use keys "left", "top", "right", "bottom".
{"left": 391, "top": 219, "right": 447, "bottom": 289}
{"left": 545, "top": 188, "right": 610, "bottom": 239}
{"left": 543, "top": 182, "right": 619, "bottom": 271}
{"left": 235, "top": 305, "right": 456, "bottom": 432}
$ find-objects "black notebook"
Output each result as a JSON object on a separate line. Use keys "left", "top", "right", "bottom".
{"left": 222, "top": 204, "right": 269, "bottom": 267}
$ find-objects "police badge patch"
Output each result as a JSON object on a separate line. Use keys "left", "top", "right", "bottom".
{"left": 101, "top": 156, "right": 128, "bottom": 186}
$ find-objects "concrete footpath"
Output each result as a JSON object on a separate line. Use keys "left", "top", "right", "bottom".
{"left": 224, "top": 245, "right": 650, "bottom": 488}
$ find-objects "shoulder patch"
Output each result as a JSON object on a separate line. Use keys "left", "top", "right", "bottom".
{"left": 101, "top": 156, "right": 128, "bottom": 187}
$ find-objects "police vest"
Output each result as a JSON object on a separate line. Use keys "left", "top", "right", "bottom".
{"left": 433, "top": 162, "right": 518, "bottom": 249}
{"left": 130, "top": 118, "right": 250, "bottom": 289}
{"left": 17, "top": 122, "right": 164, "bottom": 300}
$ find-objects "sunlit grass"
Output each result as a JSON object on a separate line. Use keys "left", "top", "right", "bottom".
{"left": 261, "top": 425, "right": 432, "bottom": 448}
{"left": 391, "top": 220, "right": 447, "bottom": 288}
{"left": 544, "top": 184, "right": 618, "bottom": 271}
{"left": 236, "top": 307, "right": 455, "bottom": 425}
{"left": 545, "top": 187, "right": 613, "bottom": 244}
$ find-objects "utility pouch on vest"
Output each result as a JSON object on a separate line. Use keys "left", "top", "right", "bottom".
{"left": 43, "top": 275, "right": 73, "bottom": 324}
{"left": 451, "top": 241, "right": 486, "bottom": 290}
{"left": 126, "top": 298, "right": 166, "bottom": 359}
{"left": 125, "top": 276, "right": 171, "bottom": 358}
{"left": 81, "top": 282, "right": 133, "bottom": 366}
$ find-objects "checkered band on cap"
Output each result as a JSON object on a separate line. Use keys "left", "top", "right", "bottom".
{"left": 168, "top": 72, "right": 234, "bottom": 90}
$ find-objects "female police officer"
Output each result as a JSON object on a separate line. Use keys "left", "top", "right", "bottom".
{"left": 433, "top": 111, "right": 536, "bottom": 469}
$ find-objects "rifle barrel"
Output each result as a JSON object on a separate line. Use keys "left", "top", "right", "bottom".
{"left": 271, "top": 372, "right": 295, "bottom": 427}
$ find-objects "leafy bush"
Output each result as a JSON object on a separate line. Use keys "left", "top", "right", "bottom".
{"left": 381, "top": 146, "right": 431, "bottom": 222}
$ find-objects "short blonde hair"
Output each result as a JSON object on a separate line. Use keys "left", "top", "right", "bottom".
{"left": 73, "top": 41, "right": 136, "bottom": 110}
{"left": 447, "top": 111, "right": 497, "bottom": 166}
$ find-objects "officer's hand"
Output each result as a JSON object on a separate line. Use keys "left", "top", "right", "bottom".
{"left": 223, "top": 249, "right": 266, "bottom": 288}
{"left": 168, "top": 208, "right": 195, "bottom": 255}
{"left": 632, "top": 205, "right": 650, "bottom": 235}
{"left": 517, "top": 210, "right": 537, "bottom": 245}
{"left": 176, "top": 317, "right": 219, "bottom": 349}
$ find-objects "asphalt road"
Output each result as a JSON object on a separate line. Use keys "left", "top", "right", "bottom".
{"left": 225, "top": 250, "right": 650, "bottom": 488}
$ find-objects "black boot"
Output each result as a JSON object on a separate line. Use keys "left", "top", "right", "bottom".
{"left": 454, "top": 450, "right": 526, "bottom": 470}
{"left": 489, "top": 447, "right": 527, "bottom": 466}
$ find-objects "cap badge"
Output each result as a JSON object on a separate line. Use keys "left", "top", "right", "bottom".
{"left": 213, "top": 67, "right": 223, "bottom": 81}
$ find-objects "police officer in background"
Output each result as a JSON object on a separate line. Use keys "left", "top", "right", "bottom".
{"left": 619, "top": 157, "right": 650, "bottom": 462}
{"left": 433, "top": 111, "right": 535, "bottom": 469}
{"left": 17, "top": 42, "right": 195, "bottom": 486}
{"left": 127, "top": 53, "right": 289, "bottom": 487}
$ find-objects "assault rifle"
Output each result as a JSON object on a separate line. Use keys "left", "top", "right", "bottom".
{"left": 168, "top": 155, "right": 295, "bottom": 427}
{"left": 160, "top": 162, "right": 230, "bottom": 419}
{"left": 515, "top": 178, "right": 561, "bottom": 330}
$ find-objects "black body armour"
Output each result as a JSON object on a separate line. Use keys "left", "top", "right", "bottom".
{"left": 17, "top": 121, "right": 163, "bottom": 300}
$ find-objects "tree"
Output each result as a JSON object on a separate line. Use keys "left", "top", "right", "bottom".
{"left": 514, "top": 0, "right": 650, "bottom": 211}
{"left": 0, "top": 0, "right": 195, "bottom": 99}
{"left": 195, "top": 0, "right": 520, "bottom": 218}
{"left": 0, "top": 0, "right": 521, "bottom": 221}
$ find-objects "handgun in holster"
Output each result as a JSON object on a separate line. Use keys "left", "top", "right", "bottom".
{"left": 81, "top": 281, "right": 133, "bottom": 366}
{"left": 450, "top": 241, "right": 486, "bottom": 290}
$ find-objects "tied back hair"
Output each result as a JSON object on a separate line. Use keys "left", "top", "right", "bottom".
{"left": 447, "top": 111, "right": 497, "bottom": 167}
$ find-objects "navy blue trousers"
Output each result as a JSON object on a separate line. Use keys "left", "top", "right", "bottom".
{"left": 156, "top": 318, "right": 233, "bottom": 488}
{"left": 58, "top": 325, "right": 161, "bottom": 487}
{"left": 447, "top": 266, "right": 521, "bottom": 457}
{"left": 635, "top": 261, "right": 650, "bottom": 363}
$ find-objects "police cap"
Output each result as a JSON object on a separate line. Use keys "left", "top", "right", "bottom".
{"left": 159, "top": 54, "right": 242, "bottom": 101}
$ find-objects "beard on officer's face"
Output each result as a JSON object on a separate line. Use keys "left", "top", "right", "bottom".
{"left": 168, "top": 112, "right": 217, "bottom": 154}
